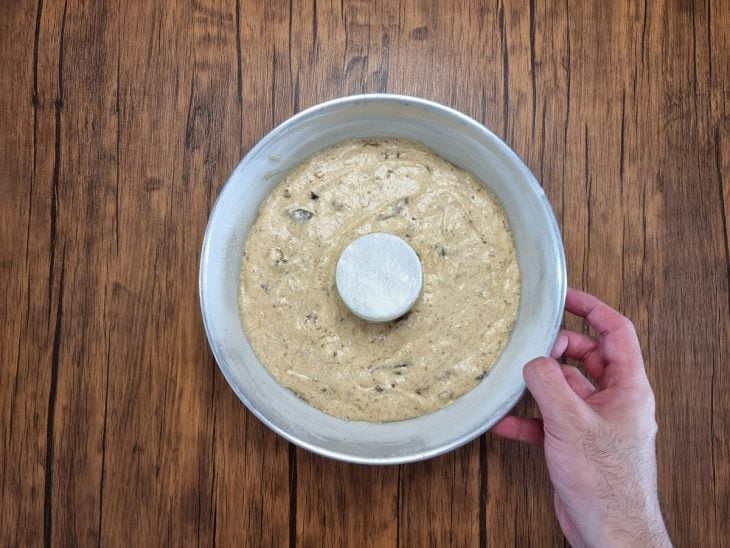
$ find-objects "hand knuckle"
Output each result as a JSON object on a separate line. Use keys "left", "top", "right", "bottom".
{"left": 621, "top": 316, "right": 636, "bottom": 332}
{"left": 630, "top": 383, "right": 656, "bottom": 409}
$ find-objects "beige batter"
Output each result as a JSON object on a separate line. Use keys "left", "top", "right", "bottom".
{"left": 239, "top": 139, "right": 520, "bottom": 422}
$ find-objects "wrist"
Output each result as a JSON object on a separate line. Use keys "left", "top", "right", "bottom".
{"left": 594, "top": 503, "right": 671, "bottom": 548}
{"left": 562, "top": 489, "right": 670, "bottom": 548}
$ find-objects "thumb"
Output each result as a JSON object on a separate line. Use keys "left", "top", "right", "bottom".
{"left": 523, "top": 357, "right": 581, "bottom": 417}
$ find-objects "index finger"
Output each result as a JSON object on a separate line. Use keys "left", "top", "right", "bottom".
{"left": 565, "top": 288, "right": 634, "bottom": 338}
{"left": 564, "top": 288, "right": 644, "bottom": 379}
{"left": 490, "top": 416, "right": 544, "bottom": 445}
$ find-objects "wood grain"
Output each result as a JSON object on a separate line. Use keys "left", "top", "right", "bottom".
{"left": 1, "top": 0, "right": 728, "bottom": 546}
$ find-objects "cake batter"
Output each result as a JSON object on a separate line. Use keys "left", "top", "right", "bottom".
{"left": 239, "top": 139, "right": 520, "bottom": 422}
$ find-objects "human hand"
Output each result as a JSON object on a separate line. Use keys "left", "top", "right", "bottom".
{"left": 491, "top": 288, "right": 671, "bottom": 547}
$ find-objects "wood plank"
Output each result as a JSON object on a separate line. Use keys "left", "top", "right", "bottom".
{"left": 0, "top": 1, "right": 49, "bottom": 545}
{"left": 483, "top": 2, "right": 569, "bottom": 546}
{"left": 708, "top": 0, "right": 730, "bottom": 533}
{"left": 385, "top": 3, "right": 505, "bottom": 546}
{"left": 645, "top": 1, "right": 728, "bottom": 545}
{"left": 282, "top": 2, "right": 401, "bottom": 545}
{"left": 95, "top": 2, "right": 195, "bottom": 541}
{"left": 43, "top": 1, "right": 120, "bottom": 543}
{"left": 94, "top": 0, "right": 292, "bottom": 545}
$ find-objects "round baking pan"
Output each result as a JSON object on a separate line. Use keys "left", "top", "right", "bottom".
{"left": 199, "top": 94, "right": 566, "bottom": 464}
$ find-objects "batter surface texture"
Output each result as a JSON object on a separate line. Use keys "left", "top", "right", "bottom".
{"left": 239, "top": 139, "right": 520, "bottom": 422}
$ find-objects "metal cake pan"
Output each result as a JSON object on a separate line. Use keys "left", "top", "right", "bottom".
{"left": 199, "top": 94, "right": 566, "bottom": 464}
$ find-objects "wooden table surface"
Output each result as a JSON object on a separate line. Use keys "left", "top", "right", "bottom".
{"left": 2, "top": 0, "right": 728, "bottom": 545}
